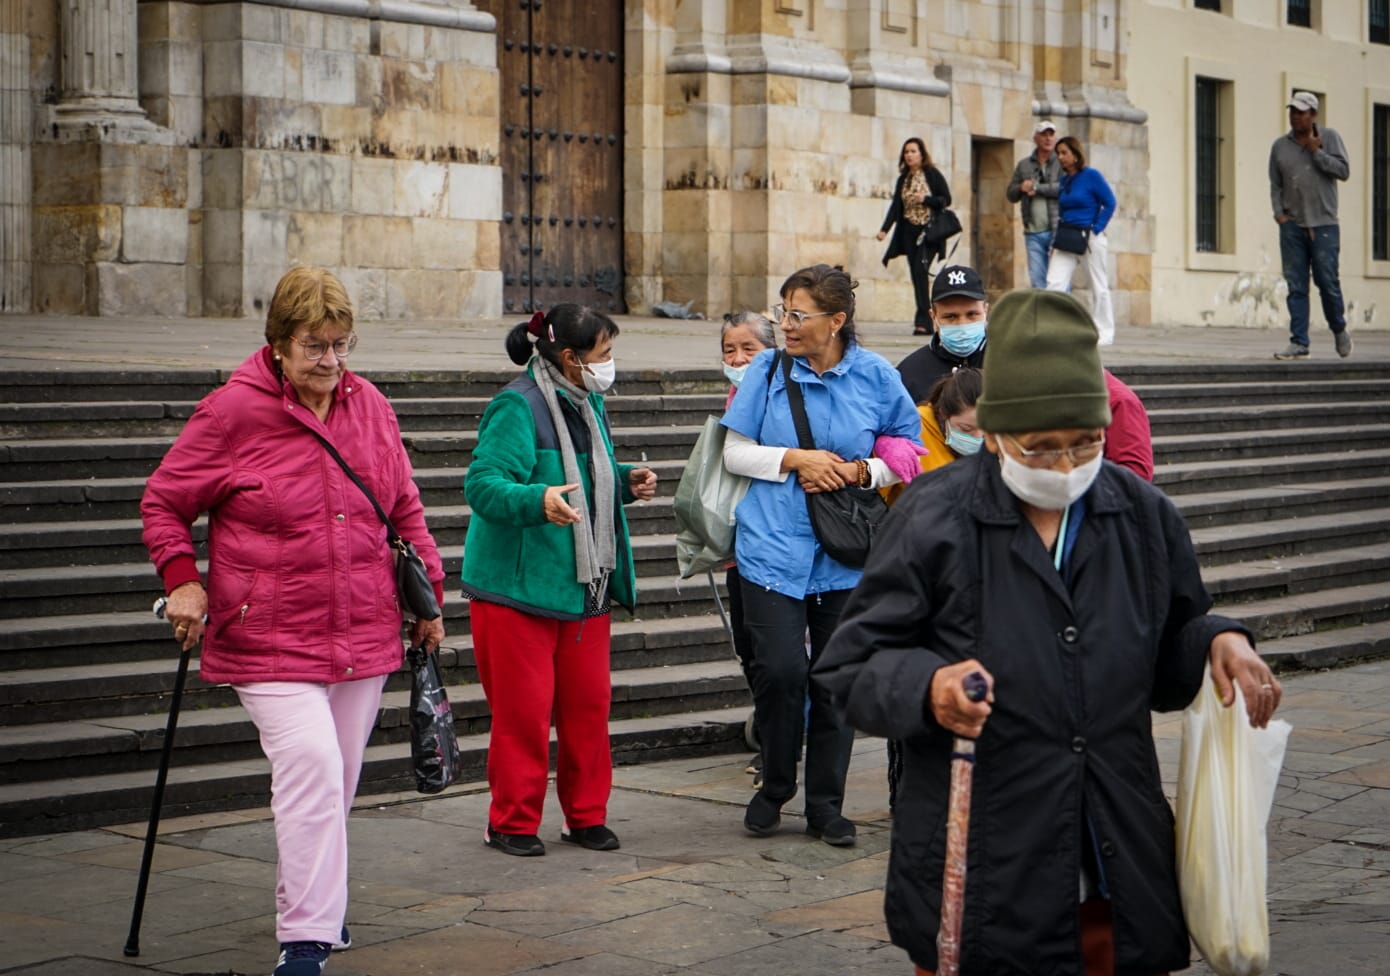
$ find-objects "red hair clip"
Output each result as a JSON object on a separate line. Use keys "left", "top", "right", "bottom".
{"left": 527, "top": 310, "right": 546, "bottom": 338}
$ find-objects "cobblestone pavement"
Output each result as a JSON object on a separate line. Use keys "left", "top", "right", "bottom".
{"left": 2, "top": 312, "right": 1388, "bottom": 373}
{"left": 0, "top": 663, "right": 1386, "bottom": 975}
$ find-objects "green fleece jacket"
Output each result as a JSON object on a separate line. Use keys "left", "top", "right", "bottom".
{"left": 461, "top": 368, "right": 637, "bottom": 618}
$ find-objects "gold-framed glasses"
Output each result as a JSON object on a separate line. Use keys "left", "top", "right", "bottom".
{"left": 770, "top": 304, "right": 833, "bottom": 329}
{"left": 1005, "top": 433, "right": 1105, "bottom": 468}
{"left": 291, "top": 334, "right": 357, "bottom": 360}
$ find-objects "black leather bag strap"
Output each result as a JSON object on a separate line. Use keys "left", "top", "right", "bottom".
{"left": 307, "top": 429, "right": 404, "bottom": 550}
{"left": 780, "top": 352, "right": 817, "bottom": 452}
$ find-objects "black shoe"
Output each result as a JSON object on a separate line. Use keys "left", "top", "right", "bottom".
{"left": 912, "top": 325, "right": 931, "bottom": 336}
{"left": 806, "top": 815, "right": 857, "bottom": 847}
{"left": 484, "top": 824, "right": 546, "bottom": 857}
{"left": 331, "top": 925, "right": 350, "bottom": 951}
{"left": 561, "top": 823, "right": 621, "bottom": 851}
{"left": 744, "top": 792, "right": 782, "bottom": 837}
{"left": 273, "top": 941, "right": 331, "bottom": 976}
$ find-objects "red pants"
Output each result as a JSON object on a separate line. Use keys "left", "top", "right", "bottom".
{"left": 471, "top": 600, "right": 613, "bottom": 834}
{"left": 913, "top": 899, "right": 1169, "bottom": 976}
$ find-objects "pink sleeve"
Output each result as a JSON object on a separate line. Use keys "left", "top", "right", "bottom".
{"left": 140, "top": 403, "right": 235, "bottom": 591}
{"left": 382, "top": 405, "right": 445, "bottom": 593}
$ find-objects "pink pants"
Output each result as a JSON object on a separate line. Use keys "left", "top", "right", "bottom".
{"left": 471, "top": 600, "right": 612, "bottom": 835}
{"left": 235, "top": 675, "right": 387, "bottom": 944}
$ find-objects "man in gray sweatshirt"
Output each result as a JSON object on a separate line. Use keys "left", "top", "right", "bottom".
{"left": 1269, "top": 91, "right": 1351, "bottom": 359}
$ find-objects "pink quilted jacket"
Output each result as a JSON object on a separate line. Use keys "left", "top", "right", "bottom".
{"left": 141, "top": 347, "right": 444, "bottom": 685}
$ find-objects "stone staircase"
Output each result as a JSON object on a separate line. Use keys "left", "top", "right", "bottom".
{"left": 2, "top": 361, "right": 1389, "bottom": 837}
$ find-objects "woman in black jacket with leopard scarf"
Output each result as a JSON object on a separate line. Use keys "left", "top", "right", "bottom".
{"left": 878, "top": 136, "right": 953, "bottom": 335}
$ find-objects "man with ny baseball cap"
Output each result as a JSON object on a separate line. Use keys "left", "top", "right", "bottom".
{"left": 1269, "top": 90, "right": 1352, "bottom": 359}
{"left": 1006, "top": 120, "right": 1062, "bottom": 288}
{"left": 896, "top": 264, "right": 989, "bottom": 403}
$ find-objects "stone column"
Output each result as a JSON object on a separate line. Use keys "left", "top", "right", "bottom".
{"left": 52, "top": 0, "right": 156, "bottom": 132}
{"left": 1, "top": 0, "right": 31, "bottom": 311}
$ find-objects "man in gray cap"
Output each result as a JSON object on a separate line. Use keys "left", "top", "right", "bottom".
{"left": 1269, "top": 91, "right": 1351, "bottom": 359}
{"left": 1006, "top": 120, "right": 1061, "bottom": 289}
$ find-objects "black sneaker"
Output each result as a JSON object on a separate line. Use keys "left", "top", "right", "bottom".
{"left": 744, "top": 792, "right": 782, "bottom": 837}
{"left": 484, "top": 824, "right": 546, "bottom": 857}
{"left": 560, "top": 823, "right": 621, "bottom": 851}
{"left": 273, "top": 941, "right": 330, "bottom": 976}
{"left": 331, "top": 925, "right": 350, "bottom": 951}
{"left": 806, "top": 815, "right": 857, "bottom": 848}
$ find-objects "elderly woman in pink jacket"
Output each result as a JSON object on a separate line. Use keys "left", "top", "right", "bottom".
{"left": 141, "top": 267, "right": 444, "bottom": 976}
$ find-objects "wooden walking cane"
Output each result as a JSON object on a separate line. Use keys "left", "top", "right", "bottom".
{"left": 936, "top": 670, "right": 991, "bottom": 976}
{"left": 124, "top": 597, "right": 194, "bottom": 958}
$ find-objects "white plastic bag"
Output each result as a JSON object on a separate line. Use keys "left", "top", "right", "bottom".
{"left": 1176, "top": 667, "right": 1292, "bottom": 976}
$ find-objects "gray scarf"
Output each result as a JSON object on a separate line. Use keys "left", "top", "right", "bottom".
{"left": 532, "top": 356, "right": 617, "bottom": 605}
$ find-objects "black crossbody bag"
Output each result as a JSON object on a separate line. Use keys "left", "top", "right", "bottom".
{"left": 780, "top": 353, "right": 888, "bottom": 569}
{"left": 308, "top": 431, "right": 441, "bottom": 622}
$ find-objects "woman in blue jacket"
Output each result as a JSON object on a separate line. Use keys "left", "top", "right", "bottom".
{"left": 721, "top": 264, "right": 921, "bottom": 847}
{"left": 1045, "top": 136, "right": 1118, "bottom": 345}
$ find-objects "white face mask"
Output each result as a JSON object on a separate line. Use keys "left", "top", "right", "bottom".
{"left": 580, "top": 357, "right": 616, "bottom": 393}
{"left": 995, "top": 437, "right": 1103, "bottom": 510}
{"left": 723, "top": 361, "right": 750, "bottom": 387}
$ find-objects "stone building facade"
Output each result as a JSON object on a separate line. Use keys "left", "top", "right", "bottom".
{"left": 3, "top": 0, "right": 1152, "bottom": 323}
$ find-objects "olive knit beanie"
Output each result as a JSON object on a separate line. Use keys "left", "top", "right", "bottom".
{"left": 975, "top": 289, "right": 1112, "bottom": 433}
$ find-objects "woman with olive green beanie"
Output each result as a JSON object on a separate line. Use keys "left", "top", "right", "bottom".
{"left": 815, "top": 290, "right": 1282, "bottom": 976}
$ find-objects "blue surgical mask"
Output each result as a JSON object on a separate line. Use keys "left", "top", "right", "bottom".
{"left": 723, "top": 362, "right": 750, "bottom": 387}
{"left": 938, "top": 321, "right": 987, "bottom": 357}
{"left": 945, "top": 423, "right": 983, "bottom": 456}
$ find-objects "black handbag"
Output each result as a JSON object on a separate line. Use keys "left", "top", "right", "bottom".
{"left": 779, "top": 353, "right": 888, "bottom": 569}
{"left": 308, "top": 431, "right": 442, "bottom": 622}
{"left": 407, "top": 644, "right": 463, "bottom": 794}
{"left": 920, "top": 208, "right": 963, "bottom": 251}
{"left": 1053, "top": 221, "right": 1090, "bottom": 255}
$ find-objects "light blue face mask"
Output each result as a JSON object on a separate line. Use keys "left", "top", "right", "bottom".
{"left": 723, "top": 361, "right": 750, "bottom": 387}
{"left": 945, "top": 423, "right": 983, "bottom": 456}
{"left": 938, "top": 321, "right": 987, "bottom": 358}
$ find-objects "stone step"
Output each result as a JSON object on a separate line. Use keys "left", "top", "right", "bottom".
{"left": 1256, "top": 618, "right": 1390, "bottom": 670}
{"left": 1191, "top": 509, "right": 1390, "bottom": 565}
{"left": 1201, "top": 541, "right": 1390, "bottom": 603}
{"left": 0, "top": 425, "right": 693, "bottom": 481}
{"left": 0, "top": 455, "right": 691, "bottom": 523}
{"left": 8, "top": 460, "right": 1390, "bottom": 571}
{"left": 0, "top": 612, "right": 740, "bottom": 725}
{"left": 0, "top": 563, "right": 728, "bottom": 624}
{"left": 0, "top": 657, "right": 752, "bottom": 784}
{"left": 0, "top": 705, "right": 749, "bottom": 838}
{"left": 8, "top": 477, "right": 1390, "bottom": 611}
{"left": 1149, "top": 423, "right": 1390, "bottom": 465}
{"left": 1172, "top": 475, "right": 1390, "bottom": 529}
{"left": 1223, "top": 581, "right": 1390, "bottom": 643}
{"left": 1120, "top": 377, "right": 1390, "bottom": 408}
{"left": 0, "top": 394, "right": 734, "bottom": 439}
{"left": 1155, "top": 448, "right": 1390, "bottom": 496}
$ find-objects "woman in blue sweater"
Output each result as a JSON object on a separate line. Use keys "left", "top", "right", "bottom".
{"left": 1045, "top": 136, "right": 1118, "bottom": 345}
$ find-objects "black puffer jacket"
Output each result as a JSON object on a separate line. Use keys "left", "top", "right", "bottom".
{"left": 814, "top": 452, "right": 1250, "bottom": 976}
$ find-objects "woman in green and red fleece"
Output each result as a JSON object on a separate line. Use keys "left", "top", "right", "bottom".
{"left": 462, "top": 304, "right": 657, "bottom": 858}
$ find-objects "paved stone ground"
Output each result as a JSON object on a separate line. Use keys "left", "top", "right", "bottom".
{"left": 0, "top": 662, "right": 1387, "bottom": 976}
{"left": 1, "top": 312, "right": 1388, "bottom": 373}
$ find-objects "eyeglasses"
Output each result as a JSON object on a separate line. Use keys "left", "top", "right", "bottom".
{"left": 771, "top": 304, "right": 834, "bottom": 329}
{"left": 291, "top": 334, "right": 357, "bottom": 360}
{"left": 1004, "top": 433, "right": 1105, "bottom": 469}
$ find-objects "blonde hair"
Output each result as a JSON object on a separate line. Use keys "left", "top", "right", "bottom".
{"left": 264, "top": 267, "right": 354, "bottom": 350}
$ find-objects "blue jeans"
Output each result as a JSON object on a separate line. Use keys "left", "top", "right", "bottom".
{"left": 1280, "top": 221, "right": 1345, "bottom": 348}
{"left": 1024, "top": 230, "right": 1052, "bottom": 289}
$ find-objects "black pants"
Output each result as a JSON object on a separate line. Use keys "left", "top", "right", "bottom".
{"left": 908, "top": 225, "right": 933, "bottom": 328}
{"left": 739, "top": 581, "right": 854, "bottom": 822}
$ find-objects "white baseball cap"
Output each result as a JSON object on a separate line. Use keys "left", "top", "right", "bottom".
{"left": 1033, "top": 120, "right": 1057, "bottom": 135}
{"left": 1287, "top": 91, "right": 1318, "bottom": 113}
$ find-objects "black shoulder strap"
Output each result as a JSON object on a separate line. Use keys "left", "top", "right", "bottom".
{"left": 308, "top": 429, "right": 404, "bottom": 550}
{"left": 780, "top": 352, "right": 816, "bottom": 452}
